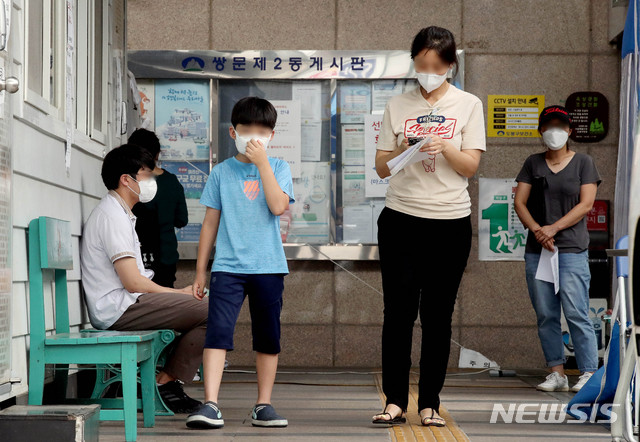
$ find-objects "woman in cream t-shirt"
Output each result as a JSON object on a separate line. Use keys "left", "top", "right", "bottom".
{"left": 372, "top": 26, "right": 486, "bottom": 428}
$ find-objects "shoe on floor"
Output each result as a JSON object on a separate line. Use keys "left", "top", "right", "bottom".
{"left": 158, "top": 380, "right": 202, "bottom": 413}
{"left": 186, "top": 401, "right": 224, "bottom": 429}
{"left": 536, "top": 372, "right": 569, "bottom": 392}
{"left": 571, "top": 372, "right": 594, "bottom": 392}
{"left": 251, "top": 403, "right": 288, "bottom": 427}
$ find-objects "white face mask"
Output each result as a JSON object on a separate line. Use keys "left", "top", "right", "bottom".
{"left": 416, "top": 72, "right": 448, "bottom": 93}
{"left": 542, "top": 128, "right": 569, "bottom": 151}
{"left": 234, "top": 129, "right": 271, "bottom": 154}
{"left": 127, "top": 176, "right": 157, "bottom": 203}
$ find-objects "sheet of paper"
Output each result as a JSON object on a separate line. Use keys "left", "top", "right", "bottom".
{"left": 386, "top": 137, "right": 432, "bottom": 176}
{"left": 288, "top": 162, "right": 331, "bottom": 243}
{"left": 371, "top": 80, "right": 403, "bottom": 114}
{"left": 364, "top": 114, "right": 389, "bottom": 197}
{"left": 269, "top": 100, "right": 302, "bottom": 178}
{"left": 535, "top": 246, "right": 560, "bottom": 294}
{"left": 342, "top": 124, "right": 364, "bottom": 166}
{"left": 292, "top": 82, "right": 322, "bottom": 161}
{"left": 343, "top": 205, "right": 373, "bottom": 244}
{"left": 340, "top": 83, "right": 371, "bottom": 124}
{"left": 136, "top": 80, "right": 155, "bottom": 129}
{"left": 342, "top": 166, "right": 366, "bottom": 205}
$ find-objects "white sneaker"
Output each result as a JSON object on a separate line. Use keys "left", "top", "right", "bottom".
{"left": 536, "top": 372, "right": 569, "bottom": 392}
{"left": 571, "top": 372, "right": 594, "bottom": 392}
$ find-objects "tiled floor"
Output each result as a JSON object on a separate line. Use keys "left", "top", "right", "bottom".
{"left": 99, "top": 369, "right": 614, "bottom": 441}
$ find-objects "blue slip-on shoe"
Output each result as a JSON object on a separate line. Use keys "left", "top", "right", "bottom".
{"left": 186, "top": 401, "right": 224, "bottom": 429}
{"left": 251, "top": 403, "right": 288, "bottom": 427}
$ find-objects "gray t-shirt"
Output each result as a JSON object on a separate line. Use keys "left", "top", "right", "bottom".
{"left": 516, "top": 152, "right": 601, "bottom": 254}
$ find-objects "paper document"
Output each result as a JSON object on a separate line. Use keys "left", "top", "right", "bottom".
{"left": 535, "top": 246, "right": 560, "bottom": 294}
{"left": 386, "top": 137, "right": 432, "bottom": 176}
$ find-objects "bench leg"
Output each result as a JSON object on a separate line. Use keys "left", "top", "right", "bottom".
{"left": 121, "top": 345, "right": 138, "bottom": 442}
{"left": 140, "top": 357, "right": 155, "bottom": 428}
{"left": 28, "top": 354, "right": 45, "bottom": 405}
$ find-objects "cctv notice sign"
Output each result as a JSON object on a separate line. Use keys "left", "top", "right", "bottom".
{"left": 487, "top": 95, "right": 545, "bottom": 137}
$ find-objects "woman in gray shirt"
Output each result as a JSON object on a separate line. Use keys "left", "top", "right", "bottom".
{"left": 515, "top": 105, "right": 601, "bottom": 394}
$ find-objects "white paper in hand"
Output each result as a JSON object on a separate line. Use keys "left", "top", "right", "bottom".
{"left": 386, "top": 137, "right": 433, "bottom": 176}
{"left": 535, "top": 246, "right": 560, "bottom": 294}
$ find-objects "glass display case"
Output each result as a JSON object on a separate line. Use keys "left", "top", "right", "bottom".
{"left": 128, "top": 50, "right": 464, "bottom": 260}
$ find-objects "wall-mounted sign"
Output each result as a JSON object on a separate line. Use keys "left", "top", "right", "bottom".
{"left": 566, "top": 91, "right": 608, "bottom": 143}
{"left": 487, "top": 95, "right": 545, "bottom": 137}
{"left": 128, "top": 50, "right": 464, "bottom": 87}
{"left": 478, "top": 178, "right": 526, "bottom": 261}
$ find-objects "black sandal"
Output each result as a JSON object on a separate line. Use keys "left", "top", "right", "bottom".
{"left": 421, "top": 409, "right": 446, "bottom": 427}
{"left": 372, "top": 405, "right": 406, "bottom": 425}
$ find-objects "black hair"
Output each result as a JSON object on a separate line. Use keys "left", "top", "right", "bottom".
{"left": 231, "top": 97, "right": 277, "bottom": 130}
{"left": 101, "top": 144, "right": 156, "bottom": 190}
{"left": 410, "top": 26, "right": 459, "bottom": 74}
{"left": 128, "top": 128, "right": 161, "bottom": 159}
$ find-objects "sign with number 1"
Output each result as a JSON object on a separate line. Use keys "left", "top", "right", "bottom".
{"left": 479, "top": 178, "right": 526, "bottom": 261}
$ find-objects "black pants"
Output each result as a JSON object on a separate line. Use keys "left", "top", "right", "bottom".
{"left": 150, "top": 262, "right": 177, "bottom": 288}
{"left": 378, "top": 207, "right": 471, "bottom": 413}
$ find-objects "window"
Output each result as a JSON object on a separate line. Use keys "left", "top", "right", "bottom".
{"left": 89, "top": 0, "right": 107, "bottom": 142}
{"left": 24, "top": 0, "right": 63, "bottom": 117}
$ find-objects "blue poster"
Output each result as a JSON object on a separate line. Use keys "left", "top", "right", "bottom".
{"left": 163, "top": 161, "right": 209, "bottom": 199}
{"left": 155, "top": 80, "right": 210, "bottom": 160}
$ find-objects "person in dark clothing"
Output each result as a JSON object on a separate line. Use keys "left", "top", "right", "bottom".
{"left": 129, "top": 128, "right": 188, "bottom": 288}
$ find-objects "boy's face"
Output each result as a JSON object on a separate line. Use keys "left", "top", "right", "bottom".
{"left": 229, "top": 123, "right": 274, "bottom": 140}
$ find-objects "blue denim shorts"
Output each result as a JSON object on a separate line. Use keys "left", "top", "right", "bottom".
{"left": 204, "top": 272, "right": 284, "bottom": 354}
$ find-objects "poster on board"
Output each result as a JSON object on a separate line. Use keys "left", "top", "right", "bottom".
{"left": 155, "top": 80, "right": 210, "bottom": 161}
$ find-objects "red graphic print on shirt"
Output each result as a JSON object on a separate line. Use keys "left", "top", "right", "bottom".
{"left": 243, "top": 180, "right": 260, "bottom": 200}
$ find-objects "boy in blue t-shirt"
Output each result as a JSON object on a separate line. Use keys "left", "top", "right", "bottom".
{"left": 186, "top": 97, "right": 294, "bottom": 429}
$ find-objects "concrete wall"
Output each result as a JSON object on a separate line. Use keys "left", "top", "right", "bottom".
{"left": 129, "top": 0, "right": 621, "bottom": 369}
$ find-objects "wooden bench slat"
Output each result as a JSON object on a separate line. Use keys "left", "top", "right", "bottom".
{"left": 45, "top": 331, "right": 161, "bottom": 345}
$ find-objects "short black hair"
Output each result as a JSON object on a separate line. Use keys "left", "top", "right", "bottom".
{"left": 410, "top": 26, "right": 459, "bottom": 74}
{"left": 128, "top": 128, "right": 161, "bottom": 159}
{"left": 101, "top": 144, "right": 155, "bottom": 190}
{"left": 231, "top": 97, "right": 277, "bottom": 130}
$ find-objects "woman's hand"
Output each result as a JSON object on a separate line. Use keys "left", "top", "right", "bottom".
{"left": 419, "top": 135, "right": 451, "bottom": 155}
{"left": 535, "top": 225, "right": 559, "bottom": 244}
{"left": 399, "top": 138, "right": 410, "bottom": 152}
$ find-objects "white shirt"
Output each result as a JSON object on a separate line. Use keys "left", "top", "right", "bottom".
{"left": 80, "top": 191, "right": 153, "bottom": 329}
{"left": 377, "top": 85, "right": 486, "bottom": 219}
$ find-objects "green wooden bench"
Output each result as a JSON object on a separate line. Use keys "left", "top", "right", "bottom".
{"left": 26, "top": 217, "right": 158, "bottom": 441}
{"left": 87, "top": 329, "right": 176, "bottom": 416}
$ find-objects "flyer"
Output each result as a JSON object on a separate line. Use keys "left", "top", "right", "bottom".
{"left": 176, "top": 200, "right": 206, "bottom": 242}
{"left": 136, "top": 79, "right": 155, "bottom": 129}
{"left": 340, "top": 83, "right": 371, "bottom": 124}
{"left": 341, "top": 124, "right": 364, "bottom": 166}
{"left": 287, "top": 162, "right": 331, "bottom": 243}
{"left": 364, "top": 114, "right": 388, "bottom": 198}
{"left": 342, "top": 165, "right": 366, "bottom": 205}
{"left": 269, "top": 100, "right": 302, "bottom": 178}
{"left": 371, "top": 80, "right": 403, "bottom": 114}
{"left": 155, "top": 80, "right": 210, "bottom": 160}
{"left": 162, "top": 161, "right": 209, "bottom": 199}
{"left": 343, "top": 205, "right": 374, "bottom": 244}
{"left": 292, "top": 82, "right": 323, "bottom": 161}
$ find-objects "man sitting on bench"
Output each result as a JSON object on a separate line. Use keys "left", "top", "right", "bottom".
{"left": 80, "top": 143, "right": 206, "bottom": 413}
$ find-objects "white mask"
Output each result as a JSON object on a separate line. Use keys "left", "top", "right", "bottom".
{"left": 234, "top": 129, "right": 271, "bottom": 154}
{"left": 127, "top": 176, "right": 157, "bottom": 203}
{"left": 416, "top": 72, "right": 448, "bottom": 93}
{"left": 542, "top": 128, "right": 569, "bottom": 151}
